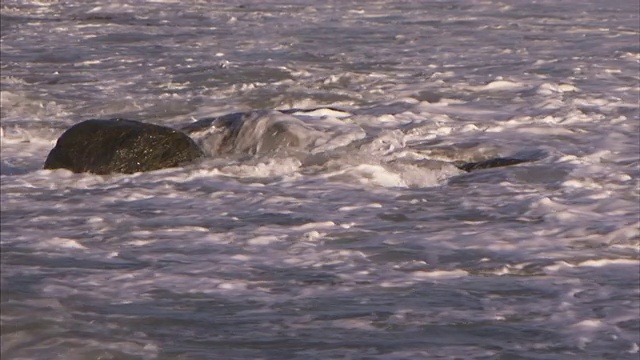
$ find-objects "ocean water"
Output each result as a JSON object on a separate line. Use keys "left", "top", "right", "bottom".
{"left": 1, "top": 0, "right": 639, "bottom": 359}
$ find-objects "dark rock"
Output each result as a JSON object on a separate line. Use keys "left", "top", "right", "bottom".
{"left": 44, "top": 118, "right": 204, "bottom": 174}
{"left": 456, "top": 157, "right": 529, "bottom": 172}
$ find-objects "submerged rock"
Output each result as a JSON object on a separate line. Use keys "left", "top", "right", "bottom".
{"left": 44, "top": 118, "right": 204, "bottom": 174}
{"left": 181, "top": 109, "right": 534, "bottom": 173}
{"left": 455, "top": 157, "right": 529, "bottom": 172}
{"left": 181, "top": 110, "right": 320, "bottom": 157}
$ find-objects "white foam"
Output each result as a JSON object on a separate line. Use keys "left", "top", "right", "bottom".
{"left": 289, "top": 108, "right": 352, "bottom": 118}
{"left": 291, "top": 221, "right": 336, "bottom": 230}
{"left": 41, "top": 237, "right": 87, "bottom": 250}
{"left": 247, "top": 235, "right": 282, "bottom": 246}
{"left": 219, "top": 158, "right": 302, "bottom": 178}
{"left": 411, "top": 269, "right": 469, "bottom": 279}
{"left": 577, "top": 259, "right": 640, "bottom": 268}
{"left": 338, "top": 203, "right": 383, "bottom": 211}
{"left": 478, "top": 80, "right": 527, "bottom": 91}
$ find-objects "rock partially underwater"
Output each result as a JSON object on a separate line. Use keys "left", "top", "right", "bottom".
{"left": 180, "top": 110, "right": 320, "bottom": 157}
{"left": 455, "top": 157, "right": 530, "bottom": 172}
{"left": 44, "top": 110, "right": 534, "bottom": 175}
{"left": 44, "top": 118, "right": 204, "bottom": 174}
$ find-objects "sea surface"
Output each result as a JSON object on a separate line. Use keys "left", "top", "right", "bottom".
{"left": 1, "top": 1, "right": 639, "bottom": 359}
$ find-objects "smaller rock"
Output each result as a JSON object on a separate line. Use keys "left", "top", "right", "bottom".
{"left": 456, "top": 157, "right": 529, "bottom": 172}
{"left": 44, "top": 118, "right": 204, "bottom": 174}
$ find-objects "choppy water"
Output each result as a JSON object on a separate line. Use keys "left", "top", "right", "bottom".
{"left": 1, "top": 1, "right": 639, "bottom": 359}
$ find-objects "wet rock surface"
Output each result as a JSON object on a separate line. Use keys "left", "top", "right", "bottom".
{"left": 44, "top": 118, "right": 204, "bottom": 174}
{"left": 456, "top": 157, "right": 530, "bottom": 172}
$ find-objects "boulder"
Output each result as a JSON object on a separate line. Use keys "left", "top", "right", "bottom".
{"left": 44, "top": 118, "right": 204, "bottom": 174}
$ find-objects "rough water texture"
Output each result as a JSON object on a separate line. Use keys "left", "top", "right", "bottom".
{"left": 1, "top": 0, "right": 639, "bottom": 359}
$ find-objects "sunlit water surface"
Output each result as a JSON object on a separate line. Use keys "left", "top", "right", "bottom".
{"left": 1, "top": 1, "right": 639, "bottom": 359}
